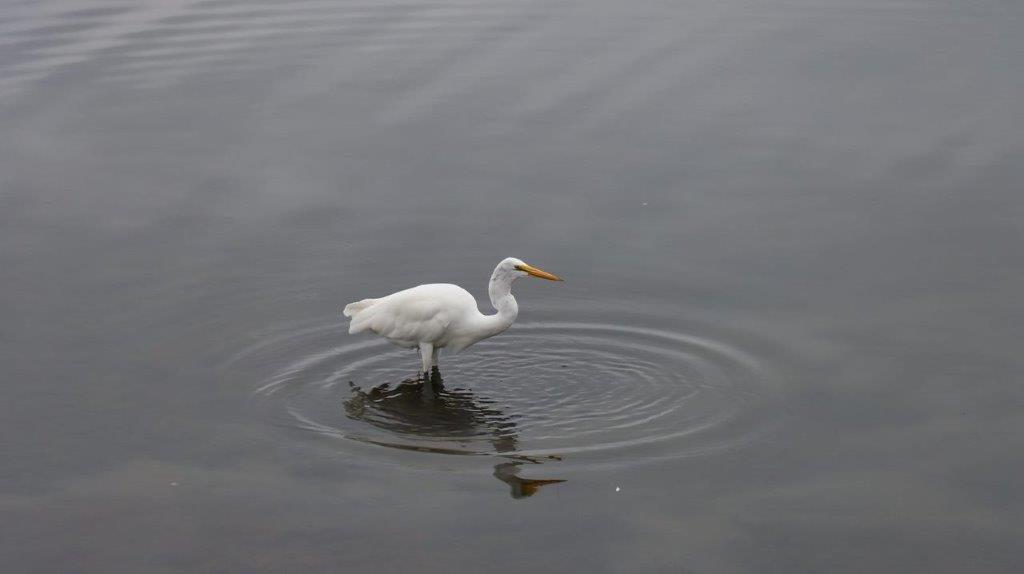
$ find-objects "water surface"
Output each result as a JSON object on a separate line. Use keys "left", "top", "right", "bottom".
{"left": 2, "top": 0, "right": 1023, "bottom": 572}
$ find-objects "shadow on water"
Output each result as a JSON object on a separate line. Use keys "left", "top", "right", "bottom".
{"left": 343, "top": 369, "right": 565, "bottom": 499}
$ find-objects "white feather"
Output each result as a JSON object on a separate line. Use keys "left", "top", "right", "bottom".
{"left": 342, "top": 257, "right": 561, "bottom": 373}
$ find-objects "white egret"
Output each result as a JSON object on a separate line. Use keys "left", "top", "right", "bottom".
{"left": 343, "top": 257, "right": 563, "bottom": 376}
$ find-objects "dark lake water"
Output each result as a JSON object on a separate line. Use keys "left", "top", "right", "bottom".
{"left": 2, "top": 0, "right": 1023, "bottom": 572}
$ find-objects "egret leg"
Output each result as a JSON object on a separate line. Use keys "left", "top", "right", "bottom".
{"left": 429, "top": 347, "right": 442, "bottom": 384}
{"left": 418, "top": 342, "right": 433, "bottom": 378}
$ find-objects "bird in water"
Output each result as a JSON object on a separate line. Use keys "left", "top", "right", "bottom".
{"left": 343, "top": 257, "right": 562, "bottom": 377}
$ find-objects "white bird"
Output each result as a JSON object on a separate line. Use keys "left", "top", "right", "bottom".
{"left": 343, "top": 257, "right": 563, "bottom": 376}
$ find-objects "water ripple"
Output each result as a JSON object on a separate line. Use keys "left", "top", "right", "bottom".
{"left": 0, "top": 0, "right": 541, "bottom": 99}
{"left": 236, "top": 317, "right": 786, "bottom": 469}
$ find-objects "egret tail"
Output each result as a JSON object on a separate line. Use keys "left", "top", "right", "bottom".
{"left": 343, "top": 298, "right": 378, "bottom": 318}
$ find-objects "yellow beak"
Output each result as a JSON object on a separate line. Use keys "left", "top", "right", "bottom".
{"left": 516, "top": 263, "right": 563, "bottom": 281}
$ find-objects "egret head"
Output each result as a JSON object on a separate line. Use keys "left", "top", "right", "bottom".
{"left": 501, "top": 257, "right": 563, "bottom": 281}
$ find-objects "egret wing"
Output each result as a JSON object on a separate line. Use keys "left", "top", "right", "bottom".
{"left": 347, "top": 285, "right": 463, "bottom": 345}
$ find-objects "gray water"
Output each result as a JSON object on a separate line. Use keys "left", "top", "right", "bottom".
{"left": 2, "top": 0, "right": 1023, "bottom": 572}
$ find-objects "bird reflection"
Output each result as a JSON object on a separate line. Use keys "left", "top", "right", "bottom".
{"left": 343, "top": 369, "right": 565, "bottom": 499}
{"left": 492, "top": 462, "right": 566, "bottom": 499}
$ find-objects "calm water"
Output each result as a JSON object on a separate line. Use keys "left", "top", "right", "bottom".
{"left": 2, "top": 0, "right": 1023, "bottom": 572}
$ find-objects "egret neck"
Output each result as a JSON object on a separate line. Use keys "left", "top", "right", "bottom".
{"left": 479, "top": 264, "right": 520, "bottom": 339}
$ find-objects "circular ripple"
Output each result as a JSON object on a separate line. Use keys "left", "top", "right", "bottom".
{"left": 240, "top": 320, "right": 782, "bottom": 465}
